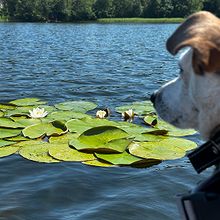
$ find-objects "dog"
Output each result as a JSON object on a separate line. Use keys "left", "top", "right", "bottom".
{"left": 151, "top": 11, "right": 220, "bottom": 141}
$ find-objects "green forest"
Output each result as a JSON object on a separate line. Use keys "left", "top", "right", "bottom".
{"left": 0, "top": 0, "right": 220, "bottom": 22}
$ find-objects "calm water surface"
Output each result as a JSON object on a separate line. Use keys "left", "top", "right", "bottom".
{"left": 0, "top": 23, "right": 209, "bottom": 220}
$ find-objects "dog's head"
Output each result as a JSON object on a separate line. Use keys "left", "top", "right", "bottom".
{"left": 151, "top": 11, "right": 220, "bottom": 140}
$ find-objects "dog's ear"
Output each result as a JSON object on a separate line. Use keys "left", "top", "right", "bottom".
{"left": 166, "top": 11, "right": 220, "bottom": 74}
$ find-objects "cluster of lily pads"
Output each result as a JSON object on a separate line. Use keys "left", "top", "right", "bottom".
{"left": 0, "top": 98, "right": 197, "bottom": 168}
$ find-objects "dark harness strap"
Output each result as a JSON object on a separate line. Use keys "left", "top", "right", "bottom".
{"left": 188, "top": 132, "right": 220, "bottom": 173}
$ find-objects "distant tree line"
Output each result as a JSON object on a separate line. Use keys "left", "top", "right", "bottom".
{"left": 0, "top": 0, "right": 220, "bottom": 22}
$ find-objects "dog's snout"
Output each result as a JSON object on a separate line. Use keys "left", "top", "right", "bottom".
{"left": 150, "top": 91, "right": 158, "bottom": 104}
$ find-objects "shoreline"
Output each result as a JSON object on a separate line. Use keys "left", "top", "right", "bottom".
{"left": 0, "top": 17, "right": 184, "bottom": 24}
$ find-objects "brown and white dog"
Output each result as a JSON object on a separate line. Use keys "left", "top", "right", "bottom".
{"left": 151, "top": 11, "right": 220, "bottom": 141}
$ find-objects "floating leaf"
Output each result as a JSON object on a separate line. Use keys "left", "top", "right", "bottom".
{"left": 49, "top": 133, "right": 79, "bottom": 144}
{"left": 0, "top": 104, "right": 16, "bottom": 111}
{"left": 4, "top": 106, "right": 34, "bottom": 117}
{"left": 0, "top": 140, "right": 16, "bottom": 147}
{"left": 66, "top": 117, "right": 117, "bottom": 134}
{"left": 0, "top": 111, "right": 4, "bottom": 117}
{"left": 144, "top": 114, "right": 158, "bottom": 126}
{"left": 11, "top": 117, "right": 42, "bottom": 127}
{"left": 49, "top": 144, "right": 95, "bottom": 162}
{"left": 134, "top": 133, "right": 167, "bottom": 142}
{"left": 0, "top": 128, "right": 21, "bottom": 138}
{"left": 47, "top": 111, "right": 90, "bottom": 121}
{"left": 0, "top": 118, "right": 24, "bottom": 128}
{"left": 0, "top": 146, "right": 19, "bottom": 158}
{"left": 5, "top": 135, "right": 29, "bottom": 142}
{"left": 129, "top": 138, "right": 197, "bottom": 160}
{"left": 116, "top": 101, "right": 155, "bottom": 115}
{"left": 70, "top": 126, "right": 130, "bottom": 153}
{"left": 9, "top": 98, "right": 46, "bottom": 106}
{"left": 95, "top": 151, "right": 142, "bottom": 165}
{"left": 83, "top": 160, "right": 114, "bottom": 167}
{"left": 22, "top": 121, "right": 67, "bottom": 139}
{"left": 155, "top": 119, "right": 197, "bottom": 136}
{"left": 19, "top": 141, "right": 60, "bottom": 163}
{"left": 55, "top": 101, "right": 97, "bottom": 112}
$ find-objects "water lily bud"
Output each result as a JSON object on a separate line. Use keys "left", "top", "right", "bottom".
{"left": 29, "top": 107, "right": 48, "bottom": 119}
{"left": 96, "top": 108, "right": 110, "bottom": 119}
{"left": 122, "top": 109, "right": 135, "bottom": 122}
{"left": 96, "top": 110, "right": 107, "bottom": 119}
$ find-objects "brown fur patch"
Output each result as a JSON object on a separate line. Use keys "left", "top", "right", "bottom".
{"left": 166, "top": 11, "right": 220, "bottom": 74}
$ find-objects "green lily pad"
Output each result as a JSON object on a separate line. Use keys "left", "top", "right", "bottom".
{"left": 0, "top": 146, "right": 19, "bottom": 158}
{"left": 116, "top": 101, "right": 155, "bottom": 115}
{"left": 47, "top": 111, "right": 90, "bottom": 121}
{"left": 70, "top": 126, "right": 130, "bottom": 153}
{"left": 95, "top": 151, "right": 143, "bottom": 165}
{"left": 19, "top": 141, "right": 60, "bottom": 163}
{"left": 156, "top": 119, "right": 197, "bottom": 136}
{"left": 144, "top": 114, "right": 158, "bottom": 126}
{"left": 9, "top": 98, "right": 46, "bottom": 106}
{"left": 55, "top": 101, "right": 97, "bottom": 112}
{"left": 0, "top": 140, "right": 16, "bottom": 147}
{"left": 49, "top": 133, "right": 79, "bottom": 144}
{"left": 22, "top": 121, "right": 67, "bottom": 139}
{"left": 129, "top": 138, "right": 197, "bottom": 160}
{"left": 0, "top": 111, "right": 4, "bottom": 117}
{"left": 0, "top": 118, "right": 24, "bottom": 128}
{"left": 83, "top": 160, "right": 114, "bottom": 167}
{"left": 0, "top": 104, "right": 16, "bottom": 111}
{"left": 4, "top": 106, "right": 34, "bottom": 117}
{"left": 5, "top": 135, "right": 29, "bottom": 142}
{"left": 0, "top": 128, "right": 21, "bottom": 138}
{"left": 134, "top": 133, "right": 167, "bottom": 142}
{"left": 11, "top": 117, "right": 42, "bottom": 127}
{"left": 49, "top": 144, "right": 96, "bottom": 162}
{"left": 116, "top": 121, "right": 152, "bottom": 137}
{"left": 66, "top": 117, "right": 117, "bottom": 134}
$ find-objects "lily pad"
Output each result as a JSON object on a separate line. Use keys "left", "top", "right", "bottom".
{"left": 4, "top": 106, "right": 34, "bottom": 117}
{"left": 0, "top": 146, "right": 19, "bottom": 158}
{"left": 49, "top": 144, "right": 96, "bottom": 162}
{"left": 9, "top": 98, "right": 46, "bottom": 106}
{"left": 70, "top": 126, "right": 130, "bottom": 153}
{"left": 0, "top": 104, "right": 16, "bottom": 111}
{"left": 0, "top": 128, "right": 21, "bottom": 139}
{"left": 47, "top": 111, "right": 90, "bottom": 121}
{"left": 129, "top": 138, "right": 197, "bottom": 160}
{"left": 49, "top": 133, "right": 79, "bottom": 144}
{"left": 66, "top": 117, "right": 117, "bottom": 134}
{"left": 55, "top": 101, "right": 97, "bottom": 112}
{"left": 0, "top": 118, "right": 24, "bottom": 128}
{"left": 19, "top": 141, "right": 60, "bottom": 163}
{"left": 155, "top": 119, "right": 197, "bottom": 136}
{"left": 83, "top": 160, "right": 114, "bottom": 167}
{"left": 5, "top": 135, "right": 29, "bottom": 142}
{"left": 0, "top": 140, "right": 16, "bottom": 147}
{"left": 95, "top": 151, "right": 143, "bottom": 165}
{"left": 22, "top": 121, "right": 67, "bottom": 139}
{"left": 116, "top": 101, "right": 155, "bottom": 115}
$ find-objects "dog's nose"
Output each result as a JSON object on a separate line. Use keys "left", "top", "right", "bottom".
{"left": 150, "top": 91, "right": 157, "bottom": 104}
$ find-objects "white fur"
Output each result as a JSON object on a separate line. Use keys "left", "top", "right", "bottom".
{"left": 153, "top": 49, "right": 220, "bottom": 140}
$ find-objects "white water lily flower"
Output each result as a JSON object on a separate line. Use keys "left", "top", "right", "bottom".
{"left": 96, "top": 110, "right": 107, "bottom": 119}
{"left": 122, "top": 109, "right": 135, "bottom": 122}
{"left": 29, "top": 107, "right": 48, "bottom": 119}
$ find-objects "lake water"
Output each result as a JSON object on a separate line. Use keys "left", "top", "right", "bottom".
{"left": 0, "top": 23, "right": 209, "bottom": 220}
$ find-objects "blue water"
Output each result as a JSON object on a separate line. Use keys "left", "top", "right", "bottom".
{"left": 0, "top": 23, "right": 209, "bottom": 220}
